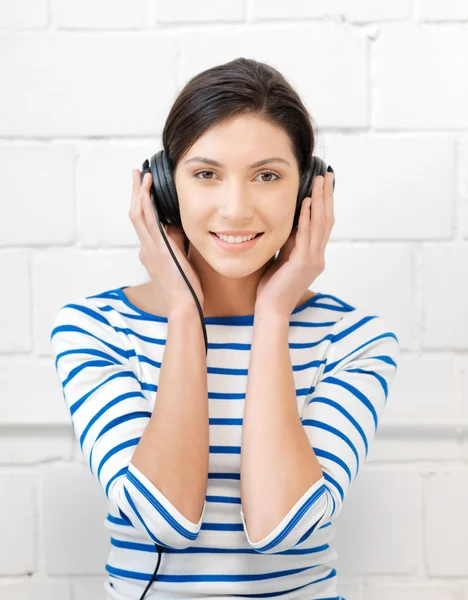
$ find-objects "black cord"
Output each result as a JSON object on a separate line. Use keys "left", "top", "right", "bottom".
{"left": 151, "top": 197, "right": 209, "bottom": 356}
{"left": 139, "top": 544, "right": 163, "bottom": 599}
{"left": 137, "top": 169, "right": 210, "bottom": 599}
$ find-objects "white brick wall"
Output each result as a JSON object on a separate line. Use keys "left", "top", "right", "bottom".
{"left": 1, "top": 1, "right": 467, "bottom": 598}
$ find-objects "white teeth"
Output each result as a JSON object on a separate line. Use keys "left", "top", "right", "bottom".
{"left": 214, "top": 233, "right": 258, "bottom": 243}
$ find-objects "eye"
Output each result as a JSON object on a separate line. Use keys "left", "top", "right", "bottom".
{"left": 194, "top": 170, "right": 217, "bottom": 180}
{"left": 193, "top": 170, "right": 282, "bottom": 182}
{"left": 257, "top": 171, "right": 281, "bottom": 182}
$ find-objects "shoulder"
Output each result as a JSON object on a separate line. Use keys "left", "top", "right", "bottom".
{"left": 336, "top": 303, "right": 398, "bottom": 337}
{"left": 49, "top": 292, "right": 118, "bottom": 348}
{"left": 326, "top": 303, "right": 400, "bottom": 366}
{"left": 314, "top": 291, "right": 397, "bottom": 339}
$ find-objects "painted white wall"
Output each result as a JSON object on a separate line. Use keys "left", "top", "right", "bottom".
{"left": 1, "top": 0, "right": 467, "bottom": 598}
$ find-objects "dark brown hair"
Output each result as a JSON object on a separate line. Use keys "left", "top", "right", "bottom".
{"left": 162, "top": 57, "right": 319, "bottom": 252}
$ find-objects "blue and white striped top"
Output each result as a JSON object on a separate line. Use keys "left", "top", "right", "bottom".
{"left": 49, "top": 285, "right": 400, "bottom": 600}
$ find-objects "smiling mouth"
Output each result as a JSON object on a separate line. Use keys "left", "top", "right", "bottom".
{"left": 210, "top": 232, "right": 264, "bottom": 239}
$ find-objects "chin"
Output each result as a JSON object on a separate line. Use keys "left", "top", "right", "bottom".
{"left": 209, "top": 260, "right": 263, "bottom": 278}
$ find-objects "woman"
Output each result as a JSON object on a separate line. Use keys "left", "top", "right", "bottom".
{"left": 50, "top": 58, "right": 400, "bottom": 600}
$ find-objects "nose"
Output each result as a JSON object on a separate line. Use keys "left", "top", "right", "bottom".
{"left": 218, "top": 183, "right": 255, "bottom": 221}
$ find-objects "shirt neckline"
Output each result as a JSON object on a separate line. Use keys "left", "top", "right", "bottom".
{"left": 114, "top": 286, "right": 325, "bottom": 325}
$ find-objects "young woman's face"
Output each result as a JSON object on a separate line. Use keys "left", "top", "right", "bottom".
{"left": 173, "top": 114, "right": 301, "bottom": 279}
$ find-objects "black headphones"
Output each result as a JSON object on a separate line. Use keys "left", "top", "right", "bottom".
{"left": 137, "top": 149, "right": 335, "bottom": 599}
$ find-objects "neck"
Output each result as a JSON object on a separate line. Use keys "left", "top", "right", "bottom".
{"left": 188, "top": 244, "right": 275, "bottom": 318}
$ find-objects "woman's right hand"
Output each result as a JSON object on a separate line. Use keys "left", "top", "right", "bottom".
{"left": 129, "top": 169, "right": 204, "bottom": 317}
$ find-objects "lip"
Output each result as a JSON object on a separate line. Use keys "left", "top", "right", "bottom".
{"left": 212, "top": 230, "right": 262, "bottom": 236}
{"left": 210, "top": 231, "right": 264, "bottom": 253}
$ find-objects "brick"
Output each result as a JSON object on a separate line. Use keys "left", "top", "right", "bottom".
{"left": 421, "top": 246, "right": 468, "bottom": 349}
{"left": 51, "top": 0, "right": 146, "bottom": 29}
{"left": 424, "top": 468, "right": 468, "bottom": 576}
{"left": 322, "top": 135, "right": 455, "bottom": 240}
{"left": 374, "top": 24, "right": 468, "bottom": 129}
{"left": 181, "top": 24, "right": 368, "bottom": 128}
{"left": 334, "top": 467, "right": 421, "bottom": 574}
{"left": 0, "top": 250, "right": 30, "bottom": 352}
{"left": 0, "top": 145, "right": 75, "bottom": 246}
{"left": 0, "top": 0, "right": 48, "bottom": 29}
{"left": 0, "top": 472, "right": 36, "bottom": 574}
{"left": 34, "top": 248, "right": 147, "bottom": 355}
{"left": 0, "top": 34, "right": 178, "bottom": 137}
{"left": 42, "top": 465, "right": 109, "bottom": 574}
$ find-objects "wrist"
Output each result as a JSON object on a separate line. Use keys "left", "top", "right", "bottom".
{"left": 254, "top": 305, "right": 290, "bottom": 324}
{"left": 168, "top": 304, "right": 203, "bottom": 322}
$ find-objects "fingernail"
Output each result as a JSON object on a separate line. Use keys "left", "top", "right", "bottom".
{"left": 327, "top": 165, "right": 334, "bottom": 173}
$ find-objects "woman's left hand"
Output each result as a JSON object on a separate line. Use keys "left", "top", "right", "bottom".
{"left": 255, "top": 171, "right": 335, "bottom": 317}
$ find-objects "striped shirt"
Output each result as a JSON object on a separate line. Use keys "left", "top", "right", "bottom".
{"left": 50, "top": 285, "right": 400, "bottom": 600}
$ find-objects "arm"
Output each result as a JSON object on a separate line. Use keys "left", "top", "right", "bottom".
{"left": 240, "top": 309, "right": 400, "bottom": 553}
{"left": 240, "top": 312, "right": 325, "bottom": 548}
{"left": 50, "top": 298, "right": 209, "bottom": 549}
{"left": 130, "top": 308, "right": 209, "bottom": 526}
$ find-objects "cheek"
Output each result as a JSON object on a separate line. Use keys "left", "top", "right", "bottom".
{"left": 178, "top": 203, "right": 206, "bottom": 233}
{"left": 269, "top": 196, "right": 297, "bottom": 227}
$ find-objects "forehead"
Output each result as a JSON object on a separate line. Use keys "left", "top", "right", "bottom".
{"left": 185, "top": 115, "right": 295, "bottom": 165}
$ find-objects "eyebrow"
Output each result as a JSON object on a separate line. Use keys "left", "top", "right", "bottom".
{"left": 184, "top": 156, "right": 291, "bottom": 169}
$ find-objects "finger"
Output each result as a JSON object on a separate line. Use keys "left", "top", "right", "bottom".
{"left": 132, "top": 169, "right": 141, "bottom": 193}
{"left": 129, "top": 170, "right": 158, "bottom": 250}
{"left": 130, "top": 169, "right": 151, "bottom": 214}
{"left": 296, "top": 195, "right": 312, "bottom": 252}
{"left": 131, "top": 200, "right": 158, "bottom": 252}
{"left": 130, "top": 169, "right": 141, "bottom": 214}
{"left": 143, "top": 171, "right": 152, "bottom": 189}
{"left": 322, "top": 171, "right": 334, "bottom": 223}
{"left": 319, "top": 171, "right": 335, "bottom": 253}
{"left": 140, "top": 173, "right": 165, "bottom": 242}
{"left": 309, "top": 176, "right": 325, "bottom": 253}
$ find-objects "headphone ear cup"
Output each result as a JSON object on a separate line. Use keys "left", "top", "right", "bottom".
{"left": 293, "top": 157, "right": 329, "bottom": 230}
{"left": 160, "top": 151, "right": 181, "bottom": 226}
{"left": 144, "top": 150, "right": 182, "bottom": 227}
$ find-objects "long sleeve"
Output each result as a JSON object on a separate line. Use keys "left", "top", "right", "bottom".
{"left": 50, "top": 298, "right": 205, "bottom": 549}
{"left": 241, "top": 310, "right": 400, "bottom": 553}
